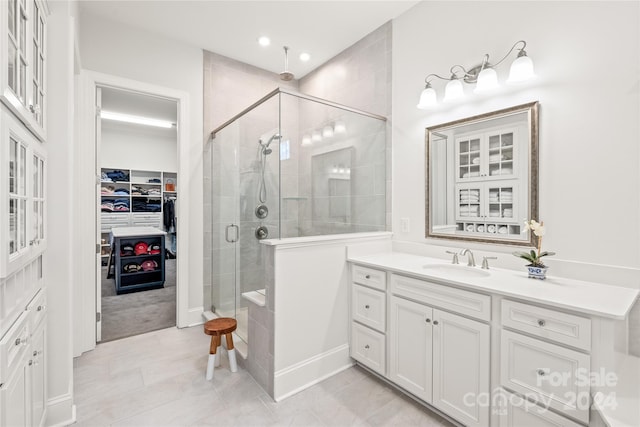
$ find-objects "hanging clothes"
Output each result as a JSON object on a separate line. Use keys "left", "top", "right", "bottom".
{"left": 163, "top": 198, "right": 176, "bottom": 232}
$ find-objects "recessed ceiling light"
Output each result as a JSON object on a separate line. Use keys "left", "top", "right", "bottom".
{"left": 299, "top": 52, "right": 311, "bottom": 62}
{"left": 100, "top": 111, "right": 174, "bottom": 128}
{"left": 258, "top": 36, "right": 271, "bottom": 47}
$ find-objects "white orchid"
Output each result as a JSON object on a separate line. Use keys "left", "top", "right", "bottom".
{"left": 514, "top": 218, "right": 555, "bottom": 267}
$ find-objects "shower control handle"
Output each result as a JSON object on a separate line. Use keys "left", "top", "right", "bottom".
{"left": 255, "top": 226, "right": 269, "bottom": 240}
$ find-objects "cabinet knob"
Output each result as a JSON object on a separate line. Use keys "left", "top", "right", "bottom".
{"left": 37, "top": 305, "right": 43, "bottom": 311}
{"left": 433, "top": 320, "right": 439, "bottom": 325}
{"left": 537, "top": 319, "right": 546, "bottom": 327}
{"left": 28, "top": 360, "right": 33, "bottom": 366}
{"left": 365, "top": 274, "right": 371, "bottom": 279}
{"left": 365, "top": 305, "right": 370, "bottom": 309}
{"left": 15, "top": 338, "right": 21, "bottom": 346}
{"left": 425, "top": 318, "right": 431, "bottom": 323}
{"left": 537, "top": 369, "right": 546, "bottom": 376}
{"left": 33, "top": 350, "right": 37, "bottom": 357}
{"left": 364, "top": 345, "right": 370, "bottom": 350}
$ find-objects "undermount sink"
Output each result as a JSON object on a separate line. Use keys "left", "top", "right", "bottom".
{"left": 422, "top": 264, "right": 490, "bottom": 278}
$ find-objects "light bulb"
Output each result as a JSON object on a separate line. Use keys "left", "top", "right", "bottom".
{"left": 301, "top": 134, "right": 312, "bottom": 146}
{"left": 258, "top": 36, "right": 270, "bottom": 47}
{"left": 507, "top": 52, "right": 536, "bottom": 84}
{"left": 299, "top": 52, "right": 310, "bottom": 62}
{"left": 474, "top": 67, "right": 499, "bottom": 93}
{"left": 417, "top": 86, "right": 437, "bottom": 109}
{"left": 322, "top": 125, "right": 334, "bottom": 138}
{"left": 312, "top": 131, "right": 322, "bottom": 142}
{"left": 443, "top": 79, "right": 464, "bottom": 102}
{"left": 334, "top": 121, "right": 346, "bottom": 134}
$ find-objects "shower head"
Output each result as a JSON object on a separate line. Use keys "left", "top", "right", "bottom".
{"left": 259, "top": 133, "right": 282, "bottom": 148}
{"left": 280, "top": 46, "right": 295, "bottom": 81}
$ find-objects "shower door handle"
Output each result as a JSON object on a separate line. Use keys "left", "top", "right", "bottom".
{"left": 225, "top": 224, "right": 239, "bottom": 243}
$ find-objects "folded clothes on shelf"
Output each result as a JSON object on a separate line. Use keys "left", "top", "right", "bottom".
{"left": 105, "top": 170, "right": 129, "bottom": 182}
{"left": 498, "top": 226, "right": 508, "bottom": 234}
{"left": 462, "top": 172, "right": 480, "bottom": 178}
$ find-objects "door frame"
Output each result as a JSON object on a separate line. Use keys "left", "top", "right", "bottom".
{"left": 74, "top": 70, "right": 190, "bottom": 354}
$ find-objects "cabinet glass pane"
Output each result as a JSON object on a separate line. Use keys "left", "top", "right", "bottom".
{"left": 8, "top": 0, "right": 16, "bottom": 37}
{"left": 19, "top": 145, "right": 26, "bottom": 194}
{"left": 9, "top": 198, "right": 17, "bottom": 254}
{"left": 19, "top": 56, "right": 26, "bottom": 102}
{"left": 33, "top": 155, "right": 38, "bottom": 195}
{"left": 8, "top": 42, "right": 17, "bottom": 91}
{"left": 33, "top": 200, "right": 38, "bottom": 239}
{"left": 39, "top": 200, "right": 44, "bottom": 238}
{"left": 9, "top": 137, "right": 17, "bottom": 193}
{"left": 20, "top": 199, "right": 26, "bottom": 249}
{"left": 39, "top": 158, "right": 44, "bottom": 197}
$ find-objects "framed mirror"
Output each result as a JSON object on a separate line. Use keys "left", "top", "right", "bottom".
{"left": 425, "top": 102, "right": 539, "bottom": 246}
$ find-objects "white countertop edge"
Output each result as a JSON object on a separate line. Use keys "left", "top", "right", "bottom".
{"left": 241, "top": 291, "right": 266, "bottom": 307}
{"left": 111, "top": 226, "right": 167, "bottom": 237}
{"left": 260, "top": 231, "right": 392, "bottom": 247}
{"left": 348, "top": 252, "right": 639, "bottom": 320}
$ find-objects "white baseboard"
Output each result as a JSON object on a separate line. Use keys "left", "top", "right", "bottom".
{"left": 273, "top": 343, "right": 353, "bottom": 401}
{"left": 46, "top": 393, "right": 75, "bottom": 427}
{"left": 182, "top": 306, "right": 205, "bottom": 327}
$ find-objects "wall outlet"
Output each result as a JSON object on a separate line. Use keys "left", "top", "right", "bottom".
{"left": 400, "top": 218, "right": 410, "bottom": 233}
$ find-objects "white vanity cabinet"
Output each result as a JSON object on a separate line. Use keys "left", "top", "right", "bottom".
{"left": 350, "top": 265, "right": 387, "bottom": 375}
{"left": 389, "top": 274, "right": 491, "bottom": 427}
{"left": 0, "top": 0, "right": 48, "bottom": 141}
{"left": 1, "top": 107, "right": 47, "bottom": 279}
{"left": 500, "top": 300, "right": 592, "bottom": 426}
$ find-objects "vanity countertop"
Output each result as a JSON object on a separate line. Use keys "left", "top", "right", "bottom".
{"left": 348, "top": 252, "right": 639, "bottom": 320}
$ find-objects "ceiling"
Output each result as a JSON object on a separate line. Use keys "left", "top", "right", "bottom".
{"left": 78, "top": 0, "right": 420, "bottom": 78}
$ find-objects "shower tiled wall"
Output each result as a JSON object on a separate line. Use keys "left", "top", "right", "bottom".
{"left": 299, "top": 21, "right": 392, "bottom": 232}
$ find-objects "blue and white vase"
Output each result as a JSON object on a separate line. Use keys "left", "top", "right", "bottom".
{"left": 527, "top": 265, "right": 548, "bottom": 280}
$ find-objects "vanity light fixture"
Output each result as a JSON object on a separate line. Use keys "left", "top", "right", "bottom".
{"left": 301, "top": 134, "right": 312, "bottom": 146}
{"left": 417, "top": 40, "right": 536, "bottom": 109}
{"left": 322, "top": 125, "right": 334, "bottom": 138}
{"left": 334, "top": 121, "right": 346, "bottom": 134}
{"left": 100, "top": 110, "right": 175, "bottom": 128}
{"left": 311, "top": 131, "right": 322, "bottom": 143}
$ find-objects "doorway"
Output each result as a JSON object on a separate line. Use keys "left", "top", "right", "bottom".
{"left": 96, "top": 86, "right": 179, "bottom": 342}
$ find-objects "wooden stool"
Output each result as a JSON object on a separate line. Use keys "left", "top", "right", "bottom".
{"left": 203, "top": 317, "right": 238, "bottom": 380}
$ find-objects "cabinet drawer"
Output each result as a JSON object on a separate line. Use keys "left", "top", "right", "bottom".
{"left": 391, "top": 274, "right": 491, "bottom": 321}
{"left": 352, "top": 284, "right": 386, "bottom": 333}
{"left": 502, "top": 300, "right": 591, "bottom": 351}
{"left": 352, "top": 265, "right": 386, "bottom": 291}
{"left": 351, "top": 322, "right": 385, "bottom": 375}
{"left": 498, "top": 389, "right": 582, "bottom": 427}
{"left": 26, "top": 289, "right": 46, "bottom": 330}
{"left": 0, "top": 312, "right": 29, "bottom": 381}
{"left": 500, "top": 330, "right": 590, "bottom": 424}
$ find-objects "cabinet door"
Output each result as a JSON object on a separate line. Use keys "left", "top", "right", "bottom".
{"left": 30, "top": 150, "right": 45, "bottom": 253}
{"left": 486, "top": 128, "right": 517, "bottom": 180}
{"left": 389, "top": 296, "right": 433, "bottom": 403}
{"left": 432, "top": 310, "right": 490, "bottom": 427}
{"left": 30, "top": 322, "right": 45, "bottom": 427}
{"left": 499, "top": 389, "right": 582, "bottom": 427}
{"left": 0, "top": 354, "right": 30, "bottom": 427}
{"left": 485, "top": 181, "right": 517, "bottom": 223}
{"left": 456, "top": 134, "right": 483, "bottom": 180}
{"left": 455, "top": 183, "right": 483, "bottom": 221}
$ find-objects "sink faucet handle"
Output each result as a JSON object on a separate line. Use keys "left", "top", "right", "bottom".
{"left": 445, "top": 250, "right": 459, "bottom": 264}
{"left": 481, "top": 256, "right": 498, "bottom": 270}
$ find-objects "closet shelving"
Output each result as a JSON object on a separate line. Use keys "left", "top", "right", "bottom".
{"left": 100, "top": 168, "right": 177, "bottom": 263}
{"left": 112, "top": 228, "right": 165, "bottom": 294}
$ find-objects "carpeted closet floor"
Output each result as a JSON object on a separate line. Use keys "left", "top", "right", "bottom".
{"left": 100, "top": 259, "right": 176, "bottom": 342}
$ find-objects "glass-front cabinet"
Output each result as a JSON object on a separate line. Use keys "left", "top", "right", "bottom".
{"left": 1, "top": 0, "right": 48, "bottom": 140}
{"left": 1, "top": 108, "right": 46, "bottom": 278}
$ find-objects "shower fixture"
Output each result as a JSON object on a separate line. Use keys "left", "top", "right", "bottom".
{"left": 279, "top": 46, "right": 295, "bottom": 81}
{"left": 258, "top": 133, "right": 282, "bottom": 203}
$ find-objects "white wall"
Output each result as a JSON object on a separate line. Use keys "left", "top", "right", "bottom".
{"left": 46, "top": 1, "right": 76, "bottom": 424}
{"left": 392, "top": 1, "right": 640, "bottom": 269}
{"left": 101, "top": 125, "right": 178, "bottom": 173}
{"left": 77, "top": 12, "right": 204, "bottom": 316}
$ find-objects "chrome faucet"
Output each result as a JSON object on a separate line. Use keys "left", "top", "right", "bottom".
{"left": 459, "top": 248, "right": 476, "bottom": 267}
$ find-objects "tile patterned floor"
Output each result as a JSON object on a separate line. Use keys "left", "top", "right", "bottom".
{"left": 73, "top": 326, "right": 456, "bottom": 427}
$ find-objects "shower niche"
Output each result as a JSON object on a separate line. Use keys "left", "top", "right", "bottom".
{"left": 204, "top": 88, "right": 387, "bottom": 346}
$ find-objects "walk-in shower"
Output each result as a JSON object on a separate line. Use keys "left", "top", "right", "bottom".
{"left": 204, "top": 88, "right": 387, "bottom": 344}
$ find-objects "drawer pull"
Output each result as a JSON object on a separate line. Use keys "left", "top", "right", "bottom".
{"left": 364, "top": 344, "right": 370, "bottom": 349}
{"left": 433, "top": 320, "right": 439, "bottom": 325}
{"left": 365, "top": 305, "right": 370, "bottom": 309}
{"left": 365, "top": 274, "right": 371, "bottom": 279}
{"left": 33, "top": 350, "right": 37, "bottom": 357}
{"left": 28, "top": 360, "right": 33, "bottom": 366}
{"left": 537, "top": 369, "right": 547, "bottom": 376}
{"left": 37, "top": 305, "right": 43, "bottom": 311}
{"left": 425, "top": 318, "right": 431, "bottom": 323}
{"left": 537, "top": 319, "right": 546, "bottom": 327}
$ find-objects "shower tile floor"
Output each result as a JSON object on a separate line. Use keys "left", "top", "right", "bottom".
{"left": 73, "top": 325, "right": 456, "bottom": 426}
